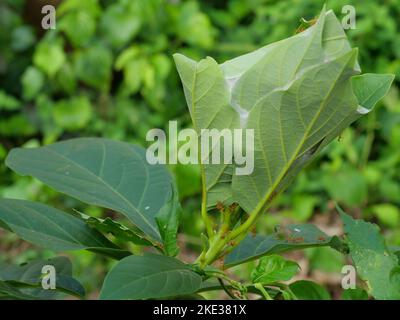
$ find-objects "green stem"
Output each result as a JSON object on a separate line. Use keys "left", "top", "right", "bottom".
{"left": 201, "top": 200, "right": 214, "bottom": 239}
{"left": 197, "top": 130, "right": 214, "bottom": 239}
{"left": 254, "top": 283, "right": 273, "bottom": 300}
{"left": 271, "top": 283, "right": 298, "bottom": 300}
{"left": 217, "top": 278, "right": 237, "bottom": 299}
{"left": 206, "top": 271, "right": 246, "bottom": 294}
{"left": 198, "top": 222, "right": 229, "bottom": 267}
{"left": 200, "top": 209, "right": 263, "bottom": 267}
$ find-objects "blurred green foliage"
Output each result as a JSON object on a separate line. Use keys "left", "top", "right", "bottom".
{"left": 0, "top": 0, "right": 399, "bottom": 297}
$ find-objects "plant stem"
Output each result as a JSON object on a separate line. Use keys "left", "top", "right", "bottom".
{"left": 271, "top": 283, "right": 298, "bottom": 300}
{"left": 254, "top": 283, "right": 273, "bottom": 300}
{"left": 206, "top": 271, "right": 246, "bottom": 294}
{"left": 197, "top": 129, "right": 214, "bottom": 239}
{"left": 198, "top": 220, "right": 229, "bottom": 266}
{"left": 200, "top": 208, "right": 263, "bottom": 267}
{"left": 217, "top": 278, "right": 237, "bottom": 299}
{"left": 201, "top": 200, "right": 214, "bottom": 239}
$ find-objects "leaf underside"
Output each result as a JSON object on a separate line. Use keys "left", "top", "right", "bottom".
{"left": 174, "top": 8, "right": 394, "bottom": 215}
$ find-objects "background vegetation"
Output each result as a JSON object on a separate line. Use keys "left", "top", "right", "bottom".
{"left": 1, "top": 0, "right": 399, "bottom": 299}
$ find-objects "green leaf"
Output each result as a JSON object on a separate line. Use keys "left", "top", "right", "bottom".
{"left": 351, "top": 73, "right": 395, "bottom": 111}
{"left": 0, "top": 90, "right": 20, "bottom": 111}
{"left": 58, "top": 0, "right": 101, "bottom": 16}
{"left": 11, "top": 26, "right": 35, "bottom": 52}
{"left": 172, "top": 163, "right": 201, "bottom": 199}
{"left": 59, "top": 11, "right": 96, "bottom": 47}
{"left": 174, "top": 52, "right": 237, "bottom": 208}
{"left": 308, "top": 247, "right": 345, "bottom": 273}
{"left": 21, "top": 67, "right": 44, "bottom": 101}
{"left": 341, "top": 288, "right": 369, "bottom": 300}
{"left": 174, "top": 8, "right": 393, "bottom": 216}
{"left": 85, "top": 216, "right": 153, "bottom": 247}
{"left": 0, "top": 115, "right": 36, "bottom": 137}
{"left": 53, "top": 96, "right": 92, "bottom": 131}
{"left": 74, "top": 46, "right": 112, "bottom": 91}
{"left": 370, "top": 204, "right": 400, "bottom": 227}
{"left": 339, "top": 207, "right": 400, "bottom": 300}
{"left": 0, "top": 281, "right": 37, "bottom": 300}
{"left": 251, "top": 255, "right": 299, "bottom": 284}
{"left": 231, "top": 46, "right": 359, "bottom": 213}
{"left": 99, "top": 254, "right": 202, "bottom": 300}
{"left": 286, "top": 194, "right": 317, "bottom": 222}
{"left": 33, "top": 41, "right": 66, "bottom": 77}
{"left": 322, "top": 166, "right": 368, "bottom": 207}
{"left": 225, "top": 224, "right": 341, "bottom": 267}
{"left": 5, "top": 138, "right": 175, "bottom": 242}
{"left": 100, "top": 2, "right": 141, "bottom": 48}
{"left": 0, "top": 199, "right": 128, "bottom": 259}
{"left": 177, "top": 1, "right": 215, "bottom": 49}
{"left": 391, "top": 246, "right": 400, "bottom": 262}
{"left": 115, "top": 46, "right": 140, "bottom": 70}
{"left": 121, "top": 58, "right": 145, "bottom": 94}
{"left": 0, "top": 257, "right": 84, "bottom": 298}
{"left": 155, "top": 185, "right": 182, "bottom": 256}
{"left": 289, "top": 280, "right": 331, "bottom": 300}
{"left": 56, "top": 63, "right": 77, "bottom": 94}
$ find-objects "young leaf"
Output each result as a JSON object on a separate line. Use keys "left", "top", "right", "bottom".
{"left": 289, "top": 280, "right": 331, "bottom": 300}
{"left": 225, "top": 224, "right": 340, "bottom": 267}
{"left": 251, "top": 255, "right": 299, "bottom": 285}
{"left": 99, "top": 253, "right": 202, "bottom": 300}
{"left": 79, "top": 186, "right": 182, "bottom": 255}
{"left": 5, "top": 138, "right": 174, "bottom": 242}
{"left": 0, "top": 199, "right": 129, "bottom": 259}
{"left": 85, "top": 216, "right": 154, "bottom": 247}
{"left": 155, "top": 184, "right": 182, "bottom": 256}
{"left": 0, "top": 257, "right": 85, "bottom": 298}
{"left": 339, "top": 207, "right": 400, "bottom": 300}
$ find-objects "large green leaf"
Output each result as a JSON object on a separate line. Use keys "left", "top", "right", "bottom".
{"left": 5, "top": 138, "right": 175, "bottom": 242}
{"left": 0, "top": 199, "right": 129, "bottom": 259}
{"left": 225, "top": 224, "right": 341, "bottom": 267}
{"left": 99, "top": 253, "right": 202, "bottom": 300}
{"left": 0, "top": 257, "right": 84, "bottom": 298}
{"left": 174, "top": 8, "right": 393, "bottom": 216}
{"left": 340, "top": 208, "right": 400, "bottom": 300}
